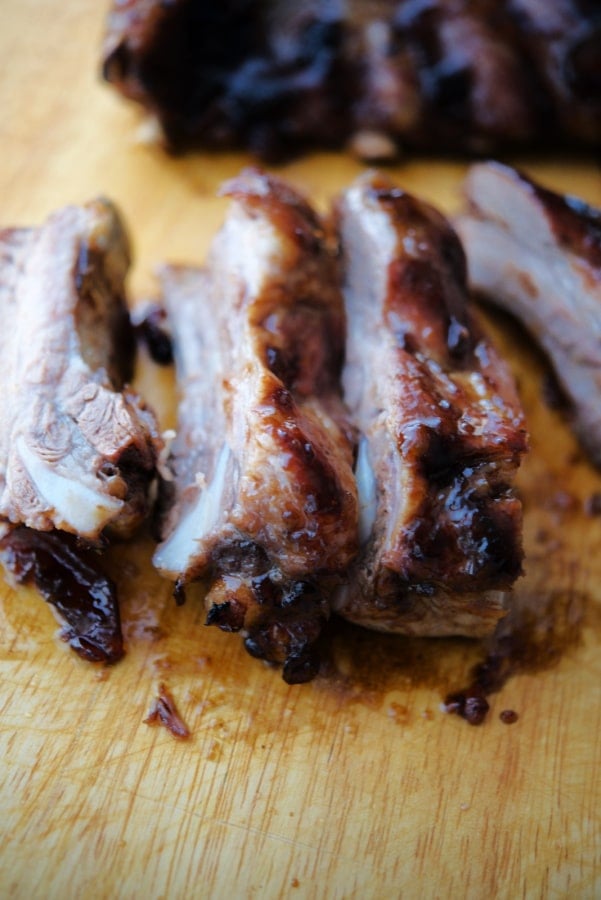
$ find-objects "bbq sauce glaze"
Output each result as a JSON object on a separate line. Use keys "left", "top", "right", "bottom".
{"left": 0, "top": 527, "right": 124, "bottom": 664}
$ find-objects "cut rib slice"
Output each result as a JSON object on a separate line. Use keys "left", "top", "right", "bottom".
{"left": 456, "top": 160, "right": 601, "bottom": 466}
{"left": 0, "top": 199, "right": 160, "bottom": 541}
{"left": 154, "top": 170, "right": 358, "bottom": 682}
{"left": 334, "top": 172, "right": 527, "bottom": 637}
{"left": 0, "top": 199, "right": 162, "bottom": 662}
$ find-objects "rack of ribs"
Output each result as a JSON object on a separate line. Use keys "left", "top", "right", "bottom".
{"left": 102, "top": 0, "right": 601, "bottom": 161}
{"left": 333, "top": 172, "right": 527, "bottom": 637}
{"left": 0, "top": 199, "right": 162, "bottom": 662}
{"left": 153, "top": 170, "right": 358, "bottom": 683}
{"left": 456, "top": 161, "right": 601, "bottom": 466}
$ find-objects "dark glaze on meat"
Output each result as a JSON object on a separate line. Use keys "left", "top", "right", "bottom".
{"left": 102, "top": 0, "right": 352, "bottom": 161}
{"left": 133, "top": 304, "right": 174, "bottom": 365}
{"left": 0, "top": 527, "right": 123, "bottom": 663}
{"left": 456, "top": 161, "right": 601, "bottom": 466}
{"left": 102, "top": 0, "right": 601, "bottom": 160}
{"left": 334, "top": 172, "right": 527, "bottom": 636}
{"left": 153, "top": 170, "right": 358, "bottom": 682}
{"left": 525, "top": 177, "right": 601, "bottom": 271}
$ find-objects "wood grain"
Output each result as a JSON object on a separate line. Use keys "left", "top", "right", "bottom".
{"left": 1, "top": 3, "right": 601, "bottom": 898}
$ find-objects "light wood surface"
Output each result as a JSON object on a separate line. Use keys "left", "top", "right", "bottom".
{"left": 1, "top": 3, "right": 601, "bottom": 898}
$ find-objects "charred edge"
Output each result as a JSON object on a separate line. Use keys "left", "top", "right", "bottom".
{"left": 527, "top": 175, "right": 601, "bottom": 269}
{"left": 401, "top": 453, "right": 523, "bottom": 589}
{"left": 369, "top": 182, "right": 475, "bottom": 363}
{"left": 0, "top": 527, "right": 124, "bottom": 663}
{"left": 201, "top": 556, "right": 327, "bottom": 683}
{"left": 244, "top": 577, "right": 328, "bottom": 684}
{"left": 203, "top": 543, "right": 270, "bottom": 630}
{"left": 265, "top": 345, "right": 300, "bottom": 389}
{"left": 244, "top": 631, "right": 322, "bottom": 685}
{"left": 134, "top": 305, "right": 174, "bottom": 366}
{"left": 206, "top": 599, "right": 246, "bottom": 632}
{"left": 114, "top": 443, "right": 157, "bottom": 501}
{"left": 104, "top": 4, "right": 353, "bottom": 160}
{"left": 210, "top": 540, "right": 271, "bottom": 579}
{"left": 371, "top": 569, "right": 437, "bottom": 612}
{"left": 174, "top": 578, "right": 187, "bottom": 606}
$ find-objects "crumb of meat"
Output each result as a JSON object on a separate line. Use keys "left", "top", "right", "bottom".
{"left": 144, "top": 682, "right": 191, "bottom": 739}
{"left": 442, "top": 692, "right": 489, "bottom": 725}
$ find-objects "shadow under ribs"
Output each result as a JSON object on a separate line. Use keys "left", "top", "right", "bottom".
{"left": 334, "top": 172, "right": 527, "bottom": 636}
{"left": 0, "top": 200, "right": 161, "bottom": 662}
{"left": 153, "top": 170, "right": 358, "bottom": 683}
{"left": 456, "top": 161, "right": 601, "bottom": 467}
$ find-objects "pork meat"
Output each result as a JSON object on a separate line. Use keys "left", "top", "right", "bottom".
{"left": 456, "top": 160, "right": 601, "bottom": 466}
{"left": 0, "top": 199, "right": 162, "bottom": 662}
{"left": 102, "top": 0, "right": 600, "bottom": 160}
{"left": 334, "top": 172, "right": 527, "bottom": 636}
{"left": 153, "top": 170, "right": 358, "bottom": 682}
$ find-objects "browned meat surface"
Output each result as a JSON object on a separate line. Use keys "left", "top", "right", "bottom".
{"left": 506, "top": 0, "right": 601, "bottom": 144}
{"left": 456, "top": 161, "right": 601, "bottom": 466}
{"left": 153, "top": 170, "right": 358, "bottom": 682}
{"left": 102, "top": 0, "right": 600, "bottom": 160}
{"left": 333, "top": 172, "right": 527, "bottom": 636}
{"left": 0, "top": 199, "right": 162, "bottom": 662}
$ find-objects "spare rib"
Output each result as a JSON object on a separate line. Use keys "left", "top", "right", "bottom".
{"left": 153, "top": 170, "right": 358, "bottom": 683}
{"left": 333, "top": 172, "right": 527, "bottom": 637}
{"left": 102, "top": 0, "right": 601, "bottom": 160}
{"left": 456, "top": 161, "right": 601, "bottom": 466}
{"left": 0, "top": 199, "right": 162, "bottom": 661}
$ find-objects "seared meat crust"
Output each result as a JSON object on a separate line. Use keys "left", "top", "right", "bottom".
{"left": 102, "top": 0, "right": 601, "bottom": 159}
{"left": 154, "top": 170, "right": 358, "bottom": 682}
{"left": 334, "top": 172, "right": 527, "bottom": 636}
{"left": 457, "top": 161, "right": 601, "bottom": 466}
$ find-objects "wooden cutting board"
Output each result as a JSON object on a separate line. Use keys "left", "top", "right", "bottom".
{"left": 1, "top": 4, "right": 600, "bottom": 898}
